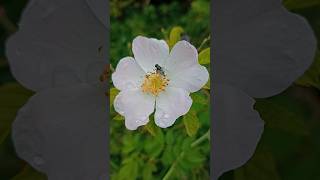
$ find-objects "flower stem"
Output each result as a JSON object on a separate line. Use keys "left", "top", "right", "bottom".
{"left": 191, "top": 130, "right": 210, "bottom": 148}
{"left": 162, "top": 152, "right": 185, "bottom": 180}
{"left": 197, "top": 35, "right": 210, "bottom": 52}
{"left": 162, "top": 130, "right": 210, "bottom": 180}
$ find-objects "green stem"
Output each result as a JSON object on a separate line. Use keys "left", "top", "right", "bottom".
{"left": 163, "top": 152, "right": 184, "bottom": 180}
{"left": 191, "top": 130, "right": 210, "bottom": 147}
{"left": 162, "top": 130, "right": 210, "bottom": 180}
{"left": 197, "top": 35, "right": 210, "bottom": 51}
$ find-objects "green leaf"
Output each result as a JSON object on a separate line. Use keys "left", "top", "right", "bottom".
{"left": 144, "top": 128, "right": 164, "bottom": 158}
{"left": 0, "top": 83, "right": 33, "bottom": 144}
{"left": 198, "top": 48, "right": 210, "bottom": 64}
{"left": 165, "top": 131, "right": 175, "bottom": 145}
{"left": 203, "top": 79, "right": 210, "bottom": 90}
{"left": 121, "top": 134, "right": 140, "bottom": 155}
{"left": 11, "top": 165, "right": 46, "bottom": 180}
{"left": 184, "top": 148, "right": 206, "bottom": 164}
{"left": 234, "top": 148, "right": 281, "bottom": 180}
{"left": 283, "top": 0, "right": 320, "bottom": 10}
{"left": 161, "top": 145, "right": 175, "bottom": 165}
{"left": 179, "top": 147, "right": 205, "bottom": 170}
{"left": 255, "top": 95, "right": 309, "bottom": 136}
{"left": 183, "top": 110, "right": 200, "bottom": 137}
{"left": 113, "top": 114, "right": 124, "bottom": 121}
{"left": 169, "top": 26, "right": 184, "bottom": 49}
{"left": 296, "top": 51, "right": 320, "bottom": 90}
{"left": 118, "top": 156, "right": 140, "bottom": 180}
{"left": 110, "top": 87, "right": 119, "bottom": 109}
{"left": 191, "top": 93, "right": 208, "bottom": 105}
{"left": 142, "top": 161, "right": 156, "bottom": 180}
{"left": 144, "top": 118, "right": 158, "bottom": 136}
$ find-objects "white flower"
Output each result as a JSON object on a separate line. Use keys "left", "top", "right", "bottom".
{"left": 112, "top": 36, "right": 209, "bottom": 130}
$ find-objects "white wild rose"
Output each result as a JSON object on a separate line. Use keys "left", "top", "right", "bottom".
{"left": 112, "top": 36, "right": 209, "bottom": 130}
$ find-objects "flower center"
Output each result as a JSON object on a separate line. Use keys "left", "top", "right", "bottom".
{"left": 141, "top": 71, "right": 169, "bottom": 96}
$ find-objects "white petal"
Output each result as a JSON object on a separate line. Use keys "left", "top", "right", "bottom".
{"left": 125, "top": 116, "right": 150, "bottom": 131}
{"left": 132, "top": 36, "right": 169, "bottom": 72}
{"left": 114, "top": 89, "right": 155, "bottom": 130}
{"left": 113, "top": 95, "right": 125, "bottom": 116}
{"left": 112, "top": 57, "right": 145, "bottom": 91}
{"left": 155, "top": 87, "right": 192, "bottom": 128}
{"left": 164, "top": 40, "right": 198, "bottom": 74}
{"left": 169, "top": 65, "right": 209, "bottom": 93}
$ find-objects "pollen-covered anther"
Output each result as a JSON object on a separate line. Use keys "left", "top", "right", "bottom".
{"left": 141, "top": 71, "right": 169, "bottom": 96}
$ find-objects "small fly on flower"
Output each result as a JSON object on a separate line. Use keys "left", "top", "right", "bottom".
{"left": 155, "top": 64, "right": 165, "bottom": 76}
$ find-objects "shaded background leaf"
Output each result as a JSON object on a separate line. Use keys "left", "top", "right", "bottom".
{"left": 283, "top": 0, "right": 320, "bottom": 10}
{"left": 296, "top": 51, "right": 320, "bottom": 90}
{"left": 183, "top": 110, "right": 200, "bottom": 137}
{"left": 169, "top": 26, "right": 184, "bottom": 49}
{"left": 0, "top": 83, "right": 33, "bottom": 144}
{"left": 198, "top": 48, "right": 210, "bottom": 65}
{"left": 234, "top": 147, "right": 281, "bottom": 180}
{"left": 11, "top": 165, "right": 46, "bottom": 180}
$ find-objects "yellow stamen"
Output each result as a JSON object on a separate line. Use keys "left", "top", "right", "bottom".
{"left": 141, "top": 72, "right": 169, "bottom": 96}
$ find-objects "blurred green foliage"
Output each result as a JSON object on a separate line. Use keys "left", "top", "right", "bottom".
{"left": 0, "top": 0, "right": 319, "bottom": 180}
{"left": 110, "top": 1, "right": 210, "bottom": 179}
{"left": 110, "top": 0, "right": 210, "bottom": 68}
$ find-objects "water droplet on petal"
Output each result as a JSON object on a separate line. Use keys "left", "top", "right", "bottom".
{"left": 135, "top": 118, "right": 142, "bottom": 124}
{"left": 164, "top": 114, "right": 170, "bottom": 119}
{"left": 156, "top": 108, "right": 171, "bottom": 127}
{"left": 135, "top": 115, "right": 147, "bottom": 124}
{"left": 125, "top": 82, "right": 135, "bottom": 89}
{"left": 161, "top": 119, "right": 169, "bottom": 127}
